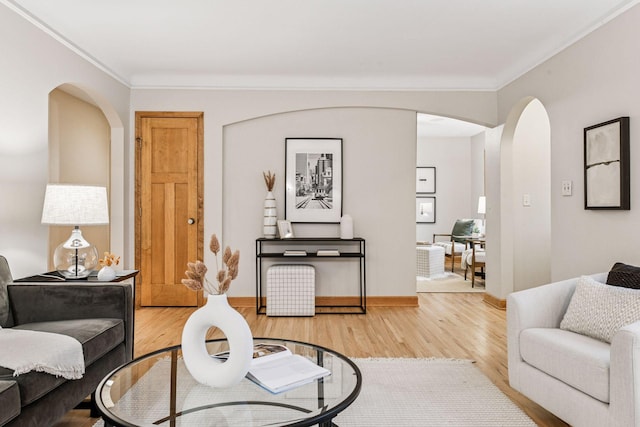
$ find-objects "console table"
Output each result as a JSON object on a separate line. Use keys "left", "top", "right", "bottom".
{"left": 256, "top": 237, "right": 366, "bottom": 314}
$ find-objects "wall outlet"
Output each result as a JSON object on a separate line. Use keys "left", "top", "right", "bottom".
{"left": 561, "top": 180, "right": 572, "bottom": 196}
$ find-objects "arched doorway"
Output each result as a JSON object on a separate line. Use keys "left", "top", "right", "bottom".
{"left": 485, "top": 97, "right": 551, "bottom": 301}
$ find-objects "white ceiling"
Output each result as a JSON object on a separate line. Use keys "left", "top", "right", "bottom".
{"left": 4, "top": 0, "right": 638, "bottom": 91}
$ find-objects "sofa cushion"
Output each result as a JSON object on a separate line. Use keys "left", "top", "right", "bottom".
{"left": 0, "top": 318, "right": 124, "bottom": 406}
{"left": 520, "top": 327, "right": 611, "bottom": 403}
{"left": 606, "top": 262, "right": 640, "bottom": 289}
{"left": 15, "top": 318, "right": 124, "bottom": 367}
{"left": 560, "top": 275, "right": 640, "bottom": 343}
{"left": 0, "top": 380, "right": 20, "bottom": 425}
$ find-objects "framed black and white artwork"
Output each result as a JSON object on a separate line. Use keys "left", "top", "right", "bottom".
{"left": 584, "top": 117, "right": 630, "bottom": 210}
{"left": 285, "top": 138, "right": 343, "bottom": 223}
{"left": 416, "top": 167, "right": 436, "bottom": 194}
{"left": 416, "top": 196, "right": 436, "bottom": 223}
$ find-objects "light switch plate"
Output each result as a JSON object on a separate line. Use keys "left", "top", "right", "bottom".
{"left": 523, "top": 194, "right": 531, "bottom": 207}
{"left": 561, "top": 180, "right": 572, "bottom": 196}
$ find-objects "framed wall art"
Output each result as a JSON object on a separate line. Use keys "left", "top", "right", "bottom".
{"left": 416, "top": 196, "right": 436, "bottom": 223}
{"left": 584, "top": 117, "right": 630, "bottom": 210}
{"left": 416, "top": 167, "right": 436, "bottom": 194}
{"left": 285, "top": 138, "right": 343, "bottom": 223}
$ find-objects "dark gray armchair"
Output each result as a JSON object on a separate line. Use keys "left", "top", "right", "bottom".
{"left": 0, "top": 255, "right": 133, "bottom": 427}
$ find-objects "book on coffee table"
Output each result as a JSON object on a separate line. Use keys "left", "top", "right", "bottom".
{"left": 247, "top": 343, "right": 331, "bottom": 393}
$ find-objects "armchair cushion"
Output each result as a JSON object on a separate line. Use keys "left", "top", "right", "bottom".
{"left": 520, "top": 328, "right": 611, "bottom": 403}
{"left": 451, "top": 219, "right": 475, "bottom": 242}
{"left": 606, "top": 262, "right": 640, "bottom": 289}
{"left": 560, "top": 275, "right": 640, "bottom": 343}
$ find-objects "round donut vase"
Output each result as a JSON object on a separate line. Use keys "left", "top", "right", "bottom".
{"left": 181, "top": 294, "right": 253, "bottom": 388}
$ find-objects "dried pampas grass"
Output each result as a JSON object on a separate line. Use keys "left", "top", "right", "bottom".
{"left": 181, "top": 233, "right": 240, "bottom": 295}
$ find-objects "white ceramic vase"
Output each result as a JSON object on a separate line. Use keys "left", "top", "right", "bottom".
{"left": 340, "top": 214, "right": 354, "bottom": 239}
{"left": 263, "top": 191, "right": 277, "bottom": 239}
{"left": 181, "top": 294, "right": 253, "bottom": 388}
{"left": 97, "top": 266, "right": 116, "bottom": 281}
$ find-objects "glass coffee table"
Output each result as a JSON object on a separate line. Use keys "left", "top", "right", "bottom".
{"left": 96, "top": 338, "right": 361, "bottom": 427}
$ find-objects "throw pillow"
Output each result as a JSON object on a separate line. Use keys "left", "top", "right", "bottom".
{"left": 451, "top": 220, "right": 475, "bottom": 243}
{"left": 560, "top": 275, "right": 640, "bottom": 343}
{"left": 606, "top": 262, "right": 640, "bottom": 289}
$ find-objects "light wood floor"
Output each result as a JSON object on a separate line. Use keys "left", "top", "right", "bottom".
{"left": 55, "top": 292, "right": 567, "bottom": 427}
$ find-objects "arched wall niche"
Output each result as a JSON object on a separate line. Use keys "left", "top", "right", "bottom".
{"left": 47, "top": 83, "right": 125, "bottom": 267}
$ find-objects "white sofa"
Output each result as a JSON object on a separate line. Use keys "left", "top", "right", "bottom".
{"left": 507, "top": 272, "right": 640, "bottom": 427}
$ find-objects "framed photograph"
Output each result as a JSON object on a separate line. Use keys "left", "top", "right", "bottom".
{"left": 584, "top": 117, "right": 630, "bottom": 210}
{"left": 285, "top": 138, "right": 343, "bottom": 223}
{"left": 277, "top": 220, "right": 294, "bottom": 238}
{"left": 416, "top": 167, "right": 436, "bottom": 194}
{"left": 416, "top": 197, "right": 436, "bottom": 223}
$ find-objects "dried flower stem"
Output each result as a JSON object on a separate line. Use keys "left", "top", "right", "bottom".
{"left": 263, "top": 171, "right": 276, "bottom": 192}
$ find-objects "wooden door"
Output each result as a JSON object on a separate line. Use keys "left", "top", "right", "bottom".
{"left": 136, "top": 112, "right": 203, "bottom": 306}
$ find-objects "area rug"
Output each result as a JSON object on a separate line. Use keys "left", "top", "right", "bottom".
{"left": 92, "top": 358, "right": 534, "bottom": 427}
{"left": 417, "top": 272, "right": 485, "bottom": 293}
{"left": 335, "top": 358, "right": 534, "bottom": 426}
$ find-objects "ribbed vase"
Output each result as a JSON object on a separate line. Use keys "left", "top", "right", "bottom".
{"left": 263, "top": 191, "right": 277, "bottom": 239}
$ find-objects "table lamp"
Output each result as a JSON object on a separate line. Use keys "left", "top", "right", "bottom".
{"left": 41, "top": 184, "right": 109, "bottom": 278}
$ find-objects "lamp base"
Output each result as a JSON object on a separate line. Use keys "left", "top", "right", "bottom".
{"left": 53, "top": 227, "right": 99, "bottom": 279}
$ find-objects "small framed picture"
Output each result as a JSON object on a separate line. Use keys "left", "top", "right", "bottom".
{"left": 277, "top": 220, "right": 294, "bottom": 238}
{"left": 416, "top": 167, "right": 436, "bottom": 194}
{"left": 416, "top": 197, "right": 436, "bottom": 223}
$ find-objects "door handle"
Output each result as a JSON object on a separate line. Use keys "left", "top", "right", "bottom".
{"left": 187, "top": 218, "right": 195, "bottom": 225}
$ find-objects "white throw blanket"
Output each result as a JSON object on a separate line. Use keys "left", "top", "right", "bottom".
{"left": 0, "top": 326, "right": 85, "bottom": 379}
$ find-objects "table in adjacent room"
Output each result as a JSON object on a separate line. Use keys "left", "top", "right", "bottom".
{"left": 95, "top": 338, "right": 362, "bottom": 427}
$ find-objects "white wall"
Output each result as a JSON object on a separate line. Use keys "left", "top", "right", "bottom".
{"left": 0, "top": 4, "right": 130, "bottom": 278}
{"left": 416, "top": 133, "right": 485, "bottom": 243}
{"left": 484, "top": 125, "right": 504, "bottom": 298}
{"left": 224, "top": 108, "right": 416, "bottom": 296}
{"left": 511, "top": 99, "right": 551, "bottom": 291}
{"left": 498, "top": 3, "right": 640, "bottom": 281}
{"left": 470, "top": 132, "right": 486, "bottom": 208}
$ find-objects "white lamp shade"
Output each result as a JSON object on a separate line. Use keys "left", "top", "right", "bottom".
{"left": 477, "top": 196, "right": 487, "bottom": 215}
{"left": 41, "top": 184, "right": 109, "bottom": 225}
